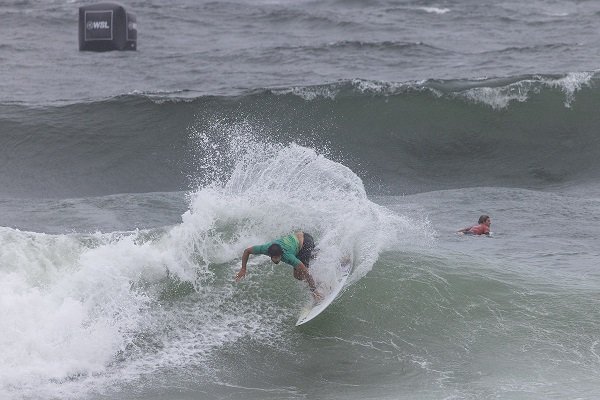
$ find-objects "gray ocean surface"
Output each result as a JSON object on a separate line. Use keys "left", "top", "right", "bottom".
{"left": 1, "top": 1, "right": 600, "bottom": 399}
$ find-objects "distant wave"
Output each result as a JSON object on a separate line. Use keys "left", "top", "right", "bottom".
{"left": 478, "top": 43, "right": 581, "bottom": 55}
{"left": 269, "top": 72, "right": 595, "bottom": 109}
{"left": 323, "top": 40, "right": 444, "bottom": 51}
{"left": 1, "top": 72, "right": 599, "bottom": 198}
{"left": 265, "top": 40, "right": 453, "bottom": 59}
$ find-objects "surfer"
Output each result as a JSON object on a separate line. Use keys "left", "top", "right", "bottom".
{"left": 457, "top": 215, "right": 491, "bottom": 235}
{"left": 235, "top": 231, "right": 320, "bottom": 297}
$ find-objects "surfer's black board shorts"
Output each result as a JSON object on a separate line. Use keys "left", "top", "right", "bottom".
{"left": 298, "top": 233, "right": 315, "bottom": 267}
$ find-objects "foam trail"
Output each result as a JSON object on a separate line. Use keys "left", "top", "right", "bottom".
{"left": 0, "top": 222, "right": 212, "bottom": 399}
{"left": 0, "top": 229, "right": 147, "bottom": 398}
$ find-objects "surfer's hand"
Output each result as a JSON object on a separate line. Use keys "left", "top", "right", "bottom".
{"left": 235, "top": 268, "right": 246, "bottom": 282}
{"left": 312, "top": 290, "right": 323, "bottom": 301}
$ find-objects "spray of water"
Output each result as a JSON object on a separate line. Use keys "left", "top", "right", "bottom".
{"left": 0, "top": 121, "right": 432, "bottom": 399}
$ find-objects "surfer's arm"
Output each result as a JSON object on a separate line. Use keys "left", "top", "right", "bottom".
{"left": 295, "top": 262, "right": 317, "bottom": 292}
{"left": 235, "top": 247, "right": 253, "bottom": 282}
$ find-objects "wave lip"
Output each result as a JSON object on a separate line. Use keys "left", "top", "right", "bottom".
{"left": 267, "top": 71, "right": 597, "bottom": 109}
{"left": 453, "top": 71, "right": 594, "bottom": 109}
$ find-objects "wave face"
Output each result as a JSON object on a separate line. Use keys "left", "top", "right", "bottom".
{"left": 2, "top": 141, "right": 599, "bottom": 400}
{"left": 2, "top": 73, "right": 599, "bottom": 198}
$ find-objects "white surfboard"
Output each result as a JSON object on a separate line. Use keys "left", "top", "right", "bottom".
{"left": 296, "top": 257, "right": 352, "bottom": 326}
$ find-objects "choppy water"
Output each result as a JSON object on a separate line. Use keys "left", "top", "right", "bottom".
{"left": 2, "top": 1, "right": 600, "bottom": 399}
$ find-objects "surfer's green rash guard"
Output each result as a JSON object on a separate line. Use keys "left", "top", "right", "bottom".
{"left": 252, "top": 234, "right": 301, "bottom": 267}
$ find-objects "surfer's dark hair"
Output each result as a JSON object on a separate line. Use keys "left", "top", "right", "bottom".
{"left": 478, "top": 215, "right": 490, "bottom": 224}
{"left": 267, "top": 244, "right": 283, "bottom": 257}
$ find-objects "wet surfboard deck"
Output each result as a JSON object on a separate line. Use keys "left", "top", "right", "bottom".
{"left": 296, "top": 257, "right": 352, "bottom": 326}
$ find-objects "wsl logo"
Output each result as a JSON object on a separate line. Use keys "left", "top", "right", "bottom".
{"left": 86, "top": 20, "right": 110, "bottom": 30}
{"left": 84, "top": 11, "right": 113, "bottom": 40}
{"left": 79, "top": 6, "right": 136, "bottom": 50}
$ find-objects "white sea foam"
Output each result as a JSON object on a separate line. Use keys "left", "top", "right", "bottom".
{"left": 0, "top": 229, "right": 153, "bottom": 399}
{"left": 459, "top": 82, "right": 535, "bottom": 110}
{"left": 0, "top": 222, "right": 279, "bottom": 398}
{"left": 271, "top": 85, "right": 339, "bottom": 100}
{"left": 418, "top": 7, "right": 451, "bottom": 15}
{"left": 272, "top": 79, "right": 432, "bottom": 100}
{"left": 543, "top": 71, "right": 594, "bottom": 107}
{"left": 351, "top": 78, "right": 443, "bottom": 98}
{"left": 458, "top": 72, "right": 595, "bottom": 109}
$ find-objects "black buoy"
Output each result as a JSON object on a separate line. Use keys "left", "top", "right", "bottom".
{"left": 78, "top": 3, "right": 137, "bottom": 51}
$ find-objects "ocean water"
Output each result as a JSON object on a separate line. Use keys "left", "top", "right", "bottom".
{"left": 1, "top": 1, "right": 600, "bottom": 399}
